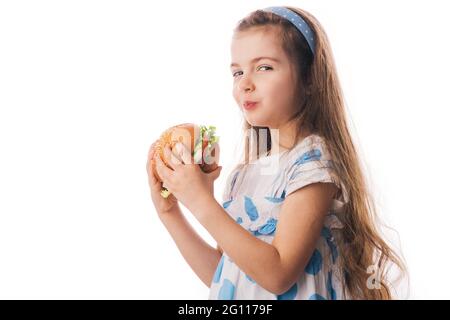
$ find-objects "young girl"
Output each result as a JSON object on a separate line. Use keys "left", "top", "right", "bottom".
{"left": 146, "top": 6, "right": 406, "bottom": 300}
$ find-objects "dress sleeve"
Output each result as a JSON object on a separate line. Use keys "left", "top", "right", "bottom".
{"left": 284, "top": 140, "right": 348, "bottom": 202}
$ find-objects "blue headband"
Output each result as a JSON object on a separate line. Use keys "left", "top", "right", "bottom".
{"left": 262, "top": 6, "right": 316, "bottom": 55}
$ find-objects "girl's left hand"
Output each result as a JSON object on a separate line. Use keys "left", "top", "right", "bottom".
{"left": 154, "top": 143, "right": 222, "bottom": 213}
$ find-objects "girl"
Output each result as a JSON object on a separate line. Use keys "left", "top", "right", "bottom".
{"left": 146, "top": 6, "right": 407, "bottom": 300}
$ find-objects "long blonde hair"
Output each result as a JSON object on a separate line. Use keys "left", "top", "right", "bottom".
{"left": 230, "top": 7, "right": 408, "bottom": 299}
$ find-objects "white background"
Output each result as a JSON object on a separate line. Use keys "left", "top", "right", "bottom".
{"left": 0, "top": 0, "right": 449, "bottom": 299}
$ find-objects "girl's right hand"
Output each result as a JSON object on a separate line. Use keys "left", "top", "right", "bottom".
{"left": 146, "top": 141, "right": 181, "bottom": 216}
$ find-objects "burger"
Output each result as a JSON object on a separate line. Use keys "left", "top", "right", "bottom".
{"left": 151, "top": 123, "right": 220, "bottom": 198}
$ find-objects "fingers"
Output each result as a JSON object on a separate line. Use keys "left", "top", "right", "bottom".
{"left": 147, "top": 142, "right": 161, "bottom": 188}
{"left": 148, "top": 141, "right": 157, "bottom": 163}
{"left": 207, "top": 165, "right": 223, "bottom": 181}
{"left": 163, "top": 145, "right": 183, "bottom": 169}
{"left": 147, "top": 160, "right": 159, "bottom": 189}
{"left": 154, "top": 153, "right": 173, "bottom": 184}
{"left": 175, "top": 142, "right": 194, "bottom": 165}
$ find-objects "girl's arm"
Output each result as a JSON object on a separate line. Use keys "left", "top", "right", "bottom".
{"left": 191, "top": 182, "right": 338, "bottom": 295}
{"left": 158, "top": 208, "right": 222, "bottom": 288}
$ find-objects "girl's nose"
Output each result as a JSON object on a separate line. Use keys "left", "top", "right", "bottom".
{"left": 238, "top": 76, "right": 255, "bottom": 93}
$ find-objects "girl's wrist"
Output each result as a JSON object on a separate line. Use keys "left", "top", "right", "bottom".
{"left": 189, "top": 194, "right": 218, "bottom": 223}
{"left": 157, "top": 204, "right": 182, "bottom": 220}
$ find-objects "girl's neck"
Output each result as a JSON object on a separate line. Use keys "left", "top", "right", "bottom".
{"left": 269, "top": 123, "right": 311, "bottom": 156}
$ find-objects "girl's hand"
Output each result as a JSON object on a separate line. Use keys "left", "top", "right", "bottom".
{"left": 146, "top": 141, "right": 181, "bottom": 216}
{"left": 154, "top": 143, "right": 222, "bottom": 214}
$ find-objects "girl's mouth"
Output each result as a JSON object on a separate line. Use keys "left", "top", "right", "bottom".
{"left": 243, "top": 102, "right": 259, "bottom": 110}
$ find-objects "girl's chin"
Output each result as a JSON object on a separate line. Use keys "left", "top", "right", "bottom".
{"left": 247, "top": 120, "right": 271, "bottom": 127}
{"left": 244, "top": 115, "right": 270, "bottom": 127}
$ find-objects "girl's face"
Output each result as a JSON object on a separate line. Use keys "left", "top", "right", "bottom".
{"left": 230, "top": 27, "right": 298, "bottom": 128}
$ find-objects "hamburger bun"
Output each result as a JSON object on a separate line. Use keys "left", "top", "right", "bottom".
{"left": 151, "top": 123, "right": 220, "bottom": 197}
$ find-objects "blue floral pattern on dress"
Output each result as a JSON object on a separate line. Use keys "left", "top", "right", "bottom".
{"left": 209, "top": 135, "right": 346, "bottom": 300}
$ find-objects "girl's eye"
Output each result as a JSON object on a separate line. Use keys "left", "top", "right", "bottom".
{"left": 258, "top": 65, "right": 272, "bottom": 71}
{"left": 232, "top": 65, "right": 273, "bottom": 78}
{"left": 232, "top": 71, "right": 243, "bottom": 77}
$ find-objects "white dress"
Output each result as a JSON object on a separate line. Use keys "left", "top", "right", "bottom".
{"left": 208, "top": 134, "right": 350, "bottom": 300}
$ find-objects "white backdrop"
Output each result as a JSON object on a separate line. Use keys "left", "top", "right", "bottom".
{"left": 0, "top": 0, "right": 449, "bottom": 299}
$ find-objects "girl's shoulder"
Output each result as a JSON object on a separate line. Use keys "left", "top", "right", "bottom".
{"left": 220, "top": 134, "right": 332, "bottom": 202}
{"left": 285, "top": 134, "right": 350, "bottom": 205}
{"left": 285, "top": 134, "right": 332, "bottom": 165}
